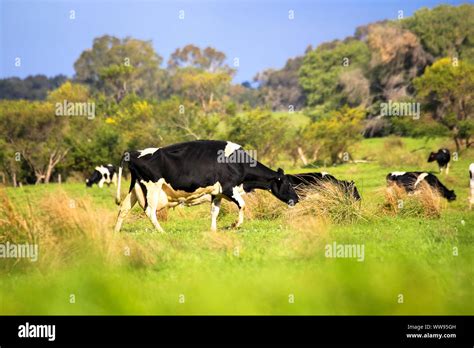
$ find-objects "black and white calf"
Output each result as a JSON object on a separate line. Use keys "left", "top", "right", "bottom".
{"left": 287, "top": 172, "right": 361, "bottom": 201}
{"left": 86, "top": 164, "right": 116, "bottom": 188}
{"left": 428, "top": 148, "right": 451, "bottom": 174}
{"left": 386, "top": 171, "right": 456, "bottom": 201}
{"left": 469, "top": 163, "right": 474, "bottom": 210}
{"left": 114, "top": 140, "right": 298, "bottom": 233}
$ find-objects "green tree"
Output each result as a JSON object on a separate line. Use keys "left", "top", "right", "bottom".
{"left": 171, "top": 68, "right": 231, "bottom": 113}
{"left": 301, "top": 106, "right": 365, "bottom": 164}
{"left": 227, "top": 109, "right": 289, "bottom": 165}
{"left": 0, "top": 100, "right": 70, "bottom": 184}
{"left": 414, "top": 58, "right": 474, "bottom": 151}
{"left": 168, "top": 44, "right": 234, "bottom": 74}
{"left": 299, "top": 39, "right": 371, "bottom": 110}
{"left": 74, "top": 35, "right": 167, "bottom": 101}
{"left": 402, "top": 4, "right": 474, "bottom": 61}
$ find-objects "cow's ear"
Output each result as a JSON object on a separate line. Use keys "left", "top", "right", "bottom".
{"left": 277, "top": 168, "right": 284, "bottom": 175}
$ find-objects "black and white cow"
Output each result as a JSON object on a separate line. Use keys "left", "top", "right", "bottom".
{"left": 114, "top": 140, "right": 299, "bottom": 233}
{"left": 469, "top": 163, "right": 474, "bottom": 210}
{"left": 287, "top": 172, "right": 361, "bottom": 201}
{"left": 386, "top": 171, "right": 456, "bottom": 201}
{"left": 86, "top": 164, "right": 116, "bottom": 188}
{"left": 428, "top": 148, "right": 451, "bottom": 174}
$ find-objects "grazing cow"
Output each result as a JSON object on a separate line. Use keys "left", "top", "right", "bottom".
{"left": 287, "top": 172, "right": 361, "bottom": 201}
{"left": 386, "top": 171, "right": 456, "bottom": 201}
{"left": 86, "top": 164, "right": 116, "bottom": 188}
{"left": 428, "top": 148, "right": 451, "bottom": 174}
{"left": 469, "top": 163, "right": 474, "bottom": 210}
{"left": 114, "top": 140, "right": 298, "bottom": 233}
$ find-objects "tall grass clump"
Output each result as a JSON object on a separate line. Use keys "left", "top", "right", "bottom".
{"left": 0, "top": 189, "right": 160, "bottom": 273}
{"left": 382, "top": 183, "right": 442, "bottom": 218}
{"left": 244, "top": 190, "right": 286, "bottom": 220}
{"left": 286, "top": 181, "right": 365, "bottom": 224}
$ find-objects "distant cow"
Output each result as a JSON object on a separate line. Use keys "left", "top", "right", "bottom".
{"left": 86, "top": 164, "right": 116, "bottom": 188}
{"left": 287, "top": 172, "right": 361, "bottom": 201}
{"left": 114, "top": 140, "right": 299, "bottom": 233}
{"left": 469, "top": 163, "right": 474, "bottom": 209}
{"left": 386, "top": 171, "right": 456, "bottom": 201}
{"left": 428, "top": 148, "right": 451, "bottom": 174}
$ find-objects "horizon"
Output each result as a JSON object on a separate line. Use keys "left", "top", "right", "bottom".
{"left": 0, "top": 0, "right": 468, "bottom": 83}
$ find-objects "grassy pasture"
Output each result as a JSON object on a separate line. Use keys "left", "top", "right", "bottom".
{"left": 0, "top": 137, "right": 473, "bottom": 315}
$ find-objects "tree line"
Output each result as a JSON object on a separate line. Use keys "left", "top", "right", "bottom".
{"left": 0, "top": 4, "right": 472, "bottom": 185}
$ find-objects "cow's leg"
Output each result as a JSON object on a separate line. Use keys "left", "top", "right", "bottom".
{"left": 143, "top": 180, "right": 166, "bottom": 233}
{"left": 228, "top": 186, "right": 246, "bottom": 228}
{"left": 445, "top": 163, "right": 450, "bottom": 175}
{"left": 134, "top": 182, "right": 146, "bottom": 208}
{"left": 98, "top": 178, "right": 105, "bottom": 188}
{"left": 114, "top": 190, "right": 137, "bottom": 233}
{"left": 210, "top": 195, "right": 221, "bottom": 232}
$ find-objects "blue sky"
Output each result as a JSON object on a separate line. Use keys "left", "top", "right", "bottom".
{"left": 0, "top": 0, "right": 468, "bottom": 83}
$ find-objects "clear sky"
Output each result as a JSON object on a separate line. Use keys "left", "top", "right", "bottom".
{"left": 0, "top": 0, "right": 468, "bottom": 83}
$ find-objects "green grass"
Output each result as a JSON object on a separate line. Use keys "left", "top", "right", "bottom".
{"left": 0, "top": 137, "right": 473, "bottom": 315}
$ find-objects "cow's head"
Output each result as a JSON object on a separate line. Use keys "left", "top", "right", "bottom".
{"left": 86, "top": 170, "right": 102, "bottom": 187}
{"left": 445, "top": 189, "right": 456, "bottom": 201}
{"left": 271, "top": 168, "right": 299, "bottom": 207}
{"left": 427, "top": 152, "right": 437, "bottom": 162}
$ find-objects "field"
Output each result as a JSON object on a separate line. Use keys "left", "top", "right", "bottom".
{"left": 0, "top": 137, "right": 473, "bottom": 315}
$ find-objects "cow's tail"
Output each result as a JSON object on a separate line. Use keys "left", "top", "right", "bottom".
{"left": 115, "top": 153, "right": 127, "bottom": 205}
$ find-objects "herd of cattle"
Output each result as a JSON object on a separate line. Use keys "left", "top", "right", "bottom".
{"left": 84, "top": 141, "right": 474, "bottom": 232}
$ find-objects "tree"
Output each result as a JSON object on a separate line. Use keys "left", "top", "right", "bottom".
{"left": 254, "top": 56, "right": 306, "bottom": 111}
{"left": 414, "top": 58, "right": 474, "bottom": 151}
{"left": 301, "top": 106, "right": 365, "bottom": 164}
{"left": 74, "top": 35, "right": 167, "bottom": 101}
{"left": 366, "top": 22, "right": 430, "bottom": 103}
{"left": 171, "top": 68, "right": 231, "bottom": 113}
{"left": 168, "top": 45, "right": 234, "bottom": 113}
{"left": 154, "top": 97, "right": 221, "bottom": 143}
{"left": 0, "top": 75, "right": 67, "bottom": 100}
{"left": 299, "top": 38, "right": 371, "bottom": 111}
{"left": 226, "top": 109, "right": 290, "bottom": 165}
{"left": 168, "top": 44, "right": 234, "bottom": 74}
{"left": 0, "top": 100, "right": 70, "bottom": 184}
{"left": 402, "top": 4, "right": 474, "bottom": 61}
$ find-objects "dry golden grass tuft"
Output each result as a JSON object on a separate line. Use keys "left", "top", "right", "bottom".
{"left": 243, "top": 190, "right": 286, "bottom": 220}
{"left": 286, "top": 181, "right": 365, "bottom": 224}
{"left": 0, "top": 189, "right": 161, "bottom": 272}
{"left": 382, "top": 182, "right": 442, "bottom": 218}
